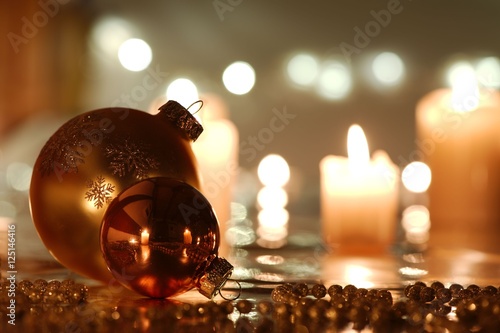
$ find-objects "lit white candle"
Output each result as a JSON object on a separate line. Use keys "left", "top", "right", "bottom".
{"left": 416, "top": 64, "right": 500, "bottom": 252}
{"left": 320, "top": 125, "right": 399, "bottom": 252}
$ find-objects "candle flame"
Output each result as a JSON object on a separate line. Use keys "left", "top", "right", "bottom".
{"left": 450, "top": 63, "right": 480, "bottom": 112}
{"left": 347, "top": 124, "right": 370, "bottom": 170}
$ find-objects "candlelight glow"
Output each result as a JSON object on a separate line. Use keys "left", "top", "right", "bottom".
{"left": 347, "top": 124, "right": 370, "bottom": 171}
{"left": 402, "top": 161, "right": 432, "bottom": 193}
{"left": 449, "top": 63, "right": 480, "bottom": 112}
{"left": 257, "top": 154, "right": 290, "bottom": 187}
{"left": 197, "top": 120, "right": 234, "bottom": 165}
{"left": 344, "top": 265, "right": 374, "bottom": 288}
{"left": 166, "top": 78, "right": 199, "bottom": 108}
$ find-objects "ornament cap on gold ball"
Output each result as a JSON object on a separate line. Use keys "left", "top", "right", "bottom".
{"left": 158, "top": 100, "right": 203, "bottom": 142}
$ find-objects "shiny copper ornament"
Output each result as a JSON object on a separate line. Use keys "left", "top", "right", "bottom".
{"left": 100, "top": 177, "right": 233, "bottom": 298}
{"left": 30, "top": 101, "right": 203, "bottom": 282}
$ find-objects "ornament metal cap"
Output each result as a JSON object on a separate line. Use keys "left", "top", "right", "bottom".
{"left": 158, "top": 100, "right": 203, "bottom": 141}
{"left": 197, "top": 256, "right": 234, "bottom": 299}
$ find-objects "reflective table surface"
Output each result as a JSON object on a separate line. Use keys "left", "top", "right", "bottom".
{"left": 3, "top": 214, "right": 500, "bottom": 332}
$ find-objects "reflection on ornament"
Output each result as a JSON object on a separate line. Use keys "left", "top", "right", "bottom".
{"left": 100, "top": 177, "right": 233, "bottom": 299}
{"left": 30, "top": 101, "right": 203, "bottom": 282}
{"left": 141, "top": 229, "right": 150, "bottom": 245}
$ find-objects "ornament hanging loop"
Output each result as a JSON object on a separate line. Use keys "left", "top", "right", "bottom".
{"left": 218, "top": 279, "right": 242, "bottom": 301}
{"left": 187, "top": 100, "right": 203, "bottom": 115}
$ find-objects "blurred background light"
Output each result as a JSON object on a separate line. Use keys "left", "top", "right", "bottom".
{"left": 90, "top": 16, "right": 135, "bottom": 57}
{"left": 475, "top": 56, "right": 500, "bottom": 89}
{"left": 257, "top": 154, "right": 290, "bottom": 187}
{"left": 371, "top": 52, "right": 405, "bottom": 85}
{"left": 446, "top": 61, "right": 475, "bottom": 87}
{"left": 118, "top": 38, "right": 152, "bottom": 72}
{"left": 6, "top": 162, "right": 32, "bottom": 192}
{"left": 402, "top": 205, "right": 431, "bottom": 234}
{"left": 257, "top": 186, "right": 288, "bottom": 210}
{"left": 257, "top": 208, "right": 289, "bottom": 228}
{"left": 223, "top": 61, "right": 256, "bottom": 95}
{"left": 166, "top": 78, "right": 199, "bottom": 108}
{"left": 401, "top": 161, "right": 432, "bottom": 193}
{"left": 286, "top": 53, "right": 319, "bottom": 86}
{"left": 316, "top": 61, "right": 351, "bottom": 100}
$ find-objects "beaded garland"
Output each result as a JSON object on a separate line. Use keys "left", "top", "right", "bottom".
{"left": 1, "top": 279, "right": 500, "bottom": 332}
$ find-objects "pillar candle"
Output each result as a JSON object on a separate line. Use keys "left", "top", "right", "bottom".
{"left": 320, "top": 125, "right": 399, "bottom": 253}
{"left": 416, "top": 68, "right": 500, "bottom": 252}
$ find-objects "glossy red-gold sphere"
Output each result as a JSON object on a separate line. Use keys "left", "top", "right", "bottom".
{"left": 100, "top": 177, "right": 220, "bottom": 298}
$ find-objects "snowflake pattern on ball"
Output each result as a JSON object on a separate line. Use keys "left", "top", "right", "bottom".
{"left": 85, "top": 175, "right": 115, "bottom": 209}
{"left": 104, "top": 137, "right": 160, "bottom": 179}
{"left": 38, "top": 112, "right": 103, "bottom": 177}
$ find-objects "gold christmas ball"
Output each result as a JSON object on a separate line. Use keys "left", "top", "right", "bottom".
{"left": 30, "top": 101, "right": 203, "bottom": 282}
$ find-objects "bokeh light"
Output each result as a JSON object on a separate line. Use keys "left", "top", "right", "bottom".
{"left": 257, "top": 208, "right": 289, "bottom": 228}
{"left": 371, "top": 52, "right": 405, "bottom": 85}
{"left": 222, "top": 61, "right": 256, "bottom": 95}
{"left": 166, "top": 78, "right": 199, "bottom": 108}
{"left": 6, "top": 162, "right": 32, "bottom": 192}
{"left": 91, "top": 17, "right": 135, "bottom": 57}
{"left": 316, "top": 61, "right": 351, "bottom": 100}
{"left": 286, "top": 53, "right": 319, "bottom": 86}
{"left": 402, "top": 205, "right": 431, "bottom": 245}
{"left": 401, "top": 161, "right": 432, "bottom": 193}
{"left": 118, "top": 38, "right": 152, "bottom": 72}
{"left": 475, "top": 56, "right": 500, "bottom": 88}
{"left": 257, "top": 186, "right": 288, "bottom": 210}
{"left": 257, "top": 154, "right": 290, "bottom": 187}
